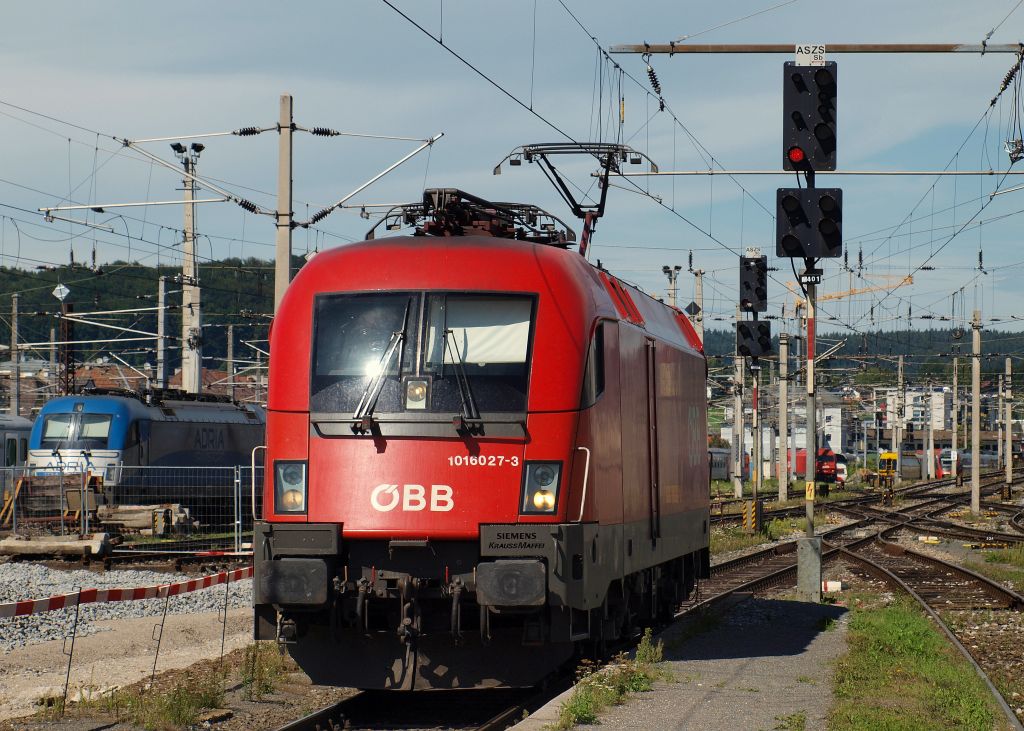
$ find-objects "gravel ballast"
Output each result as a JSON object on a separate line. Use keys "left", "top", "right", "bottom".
{"left": 0, "top": 561, "right": 252, "bottom": 650}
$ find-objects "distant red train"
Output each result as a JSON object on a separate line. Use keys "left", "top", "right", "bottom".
{"left": 789, "top": 447, "right": 837, "bottom": 483}
{"left": 253, "top": 190, "right": 710, "bottom": 690}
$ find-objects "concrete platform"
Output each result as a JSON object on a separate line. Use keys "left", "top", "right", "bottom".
{"left": 513, "top": 595, "right": 849, "bottom": 731}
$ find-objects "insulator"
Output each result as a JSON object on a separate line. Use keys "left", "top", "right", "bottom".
{"left": 235, "top": 127, "right": 262, "bottom": 136}
{"left": 310, "top": 127, "right": 339, "bottom": 137}
{"left": 646, "top": 64, "right": 662, "bottom": 96}
{"left": 237, "top": 199, "right": 258, "bottom": 214}
{"left": 310, "top": 207, "right": 332, "bottom": 225}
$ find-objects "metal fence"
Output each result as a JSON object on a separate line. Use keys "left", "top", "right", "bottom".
{"left": 0, "top": 465, "right": 263, "bottom": 553}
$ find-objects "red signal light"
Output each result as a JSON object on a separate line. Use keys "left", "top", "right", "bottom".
{"left": 787, "top": 146, "right": 806, "bottom": 164}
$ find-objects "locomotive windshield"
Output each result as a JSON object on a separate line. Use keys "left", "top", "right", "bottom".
{"left": 311, "top": 292, "right": 534, "bottom": 415}
{"left": 40, "top": 413, "right": 113, "bottom": 450}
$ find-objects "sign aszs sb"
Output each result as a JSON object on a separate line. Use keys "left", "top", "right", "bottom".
{"left": 795, "top": 44, "right": 826, "bottom": 67}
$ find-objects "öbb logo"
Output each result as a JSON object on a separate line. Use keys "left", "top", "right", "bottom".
{"left": 370, "top": 484, "right": 454, "bottom": 512}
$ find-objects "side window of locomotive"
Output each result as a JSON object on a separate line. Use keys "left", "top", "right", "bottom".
{"left": 310, "top": 293, "right": 416, "bottom": 413}
{"left": 126, "top": 422, "right": 140, "bottom": 448}
{"left": 4, "top": 437, "right": 15, "bottom": 467}
{"left": 18, "top": 438, "right": 26, "bottom": 462}
{"left": 580, "top": 322, "right": 605, "bottom": 408}
{"left": 423, "top": 294, "right": 534, "bottom": 413}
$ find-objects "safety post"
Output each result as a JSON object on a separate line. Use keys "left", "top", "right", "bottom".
{"left": 219, "top": 573, "right": 231, "bottom": 670}
{"left": 60, "top": 588, "right": 82, "bottom": 717}
{"left": 150, "top": 585, "right": 171, "bottom": 685}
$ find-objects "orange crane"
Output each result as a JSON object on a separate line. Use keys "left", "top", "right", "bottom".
{"left": 785, "top": 274, "right": 913, "bottom": 308}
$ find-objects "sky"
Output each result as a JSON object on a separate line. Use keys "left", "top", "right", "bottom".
{"left": 0, "top": 1, "right": 1022, "bottom": 343}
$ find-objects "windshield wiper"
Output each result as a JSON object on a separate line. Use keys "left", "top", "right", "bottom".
{"left": 353, "top": 303, "right": 410, "bottom": 426}
{"left": 444, "top": 328, "right": 480, "bottom": 422}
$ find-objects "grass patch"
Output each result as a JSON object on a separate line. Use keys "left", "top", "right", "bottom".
{"left": 554, "top": 628, "right": 668, "bottom": 729}
{"left": 817, "top": 616, "right": 837, "bottom": 632}
{"left": 57, "top": 669, "right": 226, "bottom": 730}
{"left": 775, "top": 710, "right": 807, "bottom": 730}
{"left": 966, "top": 559, "right": 1024, "bottom": 590}
{"left": 983, "top": 544, "right": 1024, "bottom": 568}
{"left": 962, "top": 544, "right": 1024, "bottom": 590}
{"left": 711, "top": 517, "right": 810, "bottom": 555}
{"left": 242, "top": 641, "right": 287, "bottom": 700}
{"left": 828, "top": 597, "right": 997, "bottom": 731}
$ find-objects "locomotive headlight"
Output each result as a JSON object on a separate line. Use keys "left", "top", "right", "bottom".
{"left": 403, "top": 377, "right": 430, "bottom": 410}
{"left": 274, "top": 460, "right": 307, "bottom": 514}
{"left": 520, "top": 461, "right": 562, "bottom": 514}
{"left": 532, "top": 489, "right": 556, "bottom": 510}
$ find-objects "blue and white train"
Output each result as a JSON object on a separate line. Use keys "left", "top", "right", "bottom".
{"left": 27, "top": 391, "right": 265, "bottom": 483}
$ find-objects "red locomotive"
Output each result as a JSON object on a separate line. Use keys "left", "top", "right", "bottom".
{"left": 253, "top": 190, "right": 710, "bottom": 689}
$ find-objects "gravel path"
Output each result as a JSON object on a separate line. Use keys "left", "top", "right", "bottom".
{"left": 0, "top": 561, "right": 252, "bottom": 650}
{"left": 592, "top": 597, "right": 848, "bottom": 731}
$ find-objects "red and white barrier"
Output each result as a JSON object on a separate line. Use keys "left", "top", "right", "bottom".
{"left": 0, "top": 565, "right": 253, "bottom": 619}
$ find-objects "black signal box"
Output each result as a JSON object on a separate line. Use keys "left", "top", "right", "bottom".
{"left": 740, "top": 255, "right": 768, "bottom": 313}
{"left": 736, "top": 321, "right": 773, "bottom": 358}
{"left": 776, "top": 188, "right": 843, "bottom": 259}
{"left": 783, "top": 61, "right": 837, "bottom": 171}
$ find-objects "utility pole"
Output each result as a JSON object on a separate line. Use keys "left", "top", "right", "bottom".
{"left": 971, "top": 310, "right": 981, "bottom": 514}
{"left": 48, "top": 326, "right": 56, "bottom": 397}
{"left": 952, "top": 356, "right": 959, "bottom": 453}
{"left": 59, "top": 303, "right": 73, "bottom": 395}
{"left": 926, "top": 386, "right": 935, "bottom": 479}
{"left": 275, "top": 93, "right": 294, "bottom": 313}
{"left": 227, "top": 324, "right": 236, "bottom": 403}
{"left": 895, "top": 355, "right": 904, "bottom": 485}
{"left": 792, "top": 303, "right": 802, "bottom": 481}
{"left": 804, "top": 277, "right": 816, "bottom": 537}
{"left": 693, "top": 269, "right": 705, "bottom": 342}
{"left": 174, "top": 142, "right": 203, "bottom": 394}
{"left": 779, "top": 332, "right": 789, "bottom": 501}
{"left": 998, "top": 374, "right": 1005, "bottom": 468}
{"left": 10, "top": 294, "right": 18, "bottom": 417}
{"left": 662, "top": 265, "right": 681, "bottom": 308}
{"left": 732, "top": 350, "right": 745, "bottom": 499}
{"left": 1005, "top": 357, "right": 1013, "bottom": 499}
{"left": 156, "top": 275, "right": 167, "bottom": 390}
{"left": 753, "top": 365, "right": 761, "bottom": 499}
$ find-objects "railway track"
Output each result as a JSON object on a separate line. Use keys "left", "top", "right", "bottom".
{"left": 271, "top": 685, "right": 560, "bottom": 731}
{"left": 270, "top": 474, "right": 1020, "bottom": 731}
{"left": 829, "top": 525, "right": 1024, "bottom": 729}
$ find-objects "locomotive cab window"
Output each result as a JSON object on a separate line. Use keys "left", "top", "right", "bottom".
{"left": 40, "top": 413, "right": 113, "bottom": 450}
{"left": 311, "top": 291, "right": 535, "bottom": 416}
{"left": 580, "top": 321, "right": 606, "bottom": 408}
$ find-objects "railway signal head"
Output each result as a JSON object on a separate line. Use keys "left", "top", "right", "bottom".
{"left": 736, "top": 320, "right": 772, "bottom": 358}
{"left": 776, "top": 188, "right": 843, "bottom": 259}
{"left": 739, "top": 255, "right": 768, "bottom": 313}
{"left": 783, "top": 61, "right": 837, "bottom": 172}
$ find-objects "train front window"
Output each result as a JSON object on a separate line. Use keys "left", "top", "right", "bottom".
{"left": 77, "top": 415, "right": 113, "bottom": 448}
{"left": 41, "top": 414, "right": 74, "bottom": 447}
{"left": 40, "top": 413, "right": 113, "bottom": 450}
{"left": 311, "top": 294, "right": 416, "bottom": 413}
{"left": 423, "top": 294, "right": 533, "bottom": 413}
{"left": 311, "top": 292, "right": 534, "bottom": 415}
